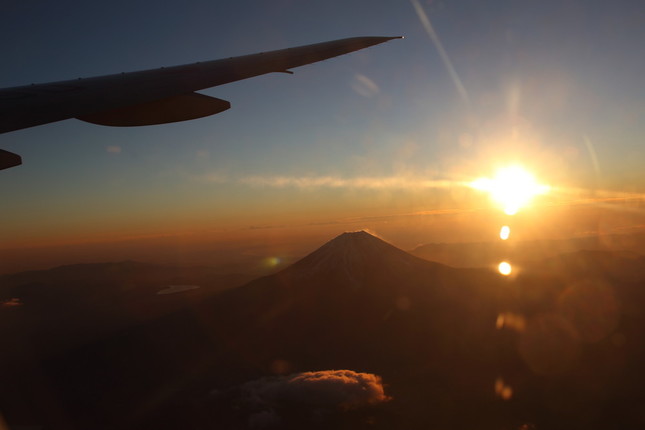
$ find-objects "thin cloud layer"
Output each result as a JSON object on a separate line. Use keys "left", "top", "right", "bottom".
{"left": 240, "top": 175, "right": 457, "bottom": 190}
{"left": 195, "top": 170, "right": 465, "bottom": 190}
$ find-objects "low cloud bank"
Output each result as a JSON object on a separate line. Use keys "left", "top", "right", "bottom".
{"left": 241, "top": 369, "right": 389, "bottom": 410}
{"left": 231, "top": 370, "right": 390, "bottom": 428}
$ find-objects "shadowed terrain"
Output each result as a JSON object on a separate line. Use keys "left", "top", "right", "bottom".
{"left": 1, "top": 231, "right": 644, "bottom": 429}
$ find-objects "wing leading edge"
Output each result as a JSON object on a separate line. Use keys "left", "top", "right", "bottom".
{"left": 0, "top": 36, "right": 401, "bottom": 170}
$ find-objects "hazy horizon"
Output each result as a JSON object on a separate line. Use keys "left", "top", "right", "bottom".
{"left": 2, "top": 0, "right": 644, "bottom": 271}
{"left": 2, "top": 197, "right": 644, "bottom": 275}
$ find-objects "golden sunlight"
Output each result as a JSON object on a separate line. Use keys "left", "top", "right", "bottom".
{"left": 471, "top": 166, "right": 549, "bottom": 215}
{"left": 498, "top": 261, "right": 512, "bottom": 276}
{"left": 499, "top": 225, "right": 510, "bottom": 240}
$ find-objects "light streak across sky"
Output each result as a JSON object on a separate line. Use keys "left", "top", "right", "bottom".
{"left": 410, "top": 0, "right": 471, "bottom": 105}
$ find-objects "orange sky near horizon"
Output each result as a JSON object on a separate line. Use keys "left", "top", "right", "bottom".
{"left": 2, "top": 187, "right": 644, "bottom": 275}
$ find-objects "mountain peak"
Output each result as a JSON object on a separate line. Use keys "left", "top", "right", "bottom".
{"left": 303, "top": 230, "right": 399, "bottom": 259}
{"left": 339, "top": 230, "right": 374, "bottom": 237}
{"left": 330, "top": 230, "right": 385, "bottom": 245}
{"left": 286, "top": 230, "right": 444, "bottom": 285}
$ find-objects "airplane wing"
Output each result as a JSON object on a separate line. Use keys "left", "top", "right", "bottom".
{"left": 0, "top": 36, "right": 401, "bottom": 170}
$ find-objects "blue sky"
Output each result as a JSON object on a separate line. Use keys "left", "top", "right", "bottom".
{"left": 1, "top": 0, "right": 643, "bottom": 252}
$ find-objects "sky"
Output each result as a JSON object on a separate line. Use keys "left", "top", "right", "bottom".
{"left": 1, "top": 0, "right": 644, "bottom": 271}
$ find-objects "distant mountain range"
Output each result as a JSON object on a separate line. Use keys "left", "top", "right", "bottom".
{"left": 1, "top": 231, "right": 644, "bottom": 429}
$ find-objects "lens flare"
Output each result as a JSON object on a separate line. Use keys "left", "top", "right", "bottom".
{"left": 471, "top": 166, "right": 549, "bottom": 215}
{"left": 263, "top": 256, "right": 282, "bottom": 268}
{"left": 499, "top": 225, "right": 510, "bottom": 240}
{"left": 495, "top": 377, "right": 514, "bottom": 400}
{"left": 498, "top": 261, "right": 512, "bottom": 275}
{"left": 496, "top": 312, "right": 526, "bottom": 332}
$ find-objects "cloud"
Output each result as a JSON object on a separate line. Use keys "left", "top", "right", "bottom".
{"left": 240, "top": 370, "right": 390, "bottom": 410}
{"left": 246, "top": 207, "right": 476, "bottom": 233}
{"left": 345, "top": 208, "right": 476, "bottom": 223}
{"left": 220, "top": 370, "right": 390, "bottom": 428}
{"left": 194, "top": 170, "right": 466, "bottom": 191}
{"left": 106, "top": 145, "right": 121, "bottom": 154}
{"left": 552, "top": 186, "right": 645, "bottom": 202}
{"left": 240, "top": 175, "right": 459, "bottom": 190}
{"left": 1, "top": 298, "right": 23, "bottom": 307}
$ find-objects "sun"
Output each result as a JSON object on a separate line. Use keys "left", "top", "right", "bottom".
{"left": 471, "top": 166, "right": 549, "bottom": 215}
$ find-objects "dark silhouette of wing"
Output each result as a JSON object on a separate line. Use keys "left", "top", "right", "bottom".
{"left": 0, "top": 36, "right": 400, "bottom": 170}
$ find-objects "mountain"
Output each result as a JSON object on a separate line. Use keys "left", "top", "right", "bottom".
{"left": 289, "top": 230, "right": 445, "bottom": 278}
{"left": 2, "top": 232, "right": 645, "bottom": 430}
{"left": 204, "top": 232, "right": 507, "bottom": 385}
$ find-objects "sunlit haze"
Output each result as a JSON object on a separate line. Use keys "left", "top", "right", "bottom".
{"left": 471, "top": 166, "right": 550, "bottom": 215}
{"left": 1, "top": 0, "right": 644, "bottom": 273}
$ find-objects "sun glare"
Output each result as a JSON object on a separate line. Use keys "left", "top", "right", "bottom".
{"left": 499, "top": 225, "right": 510, "bottom": 240}
{"left": 471, "top": 166, "right": 549, "bottom": 215}
{"left": 498, "top": 261, "right": 512, "bottom": 276}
